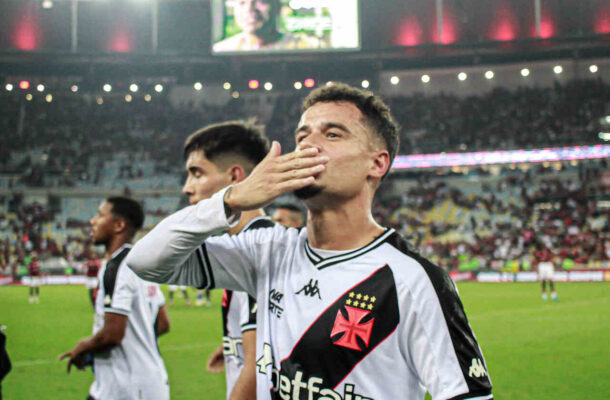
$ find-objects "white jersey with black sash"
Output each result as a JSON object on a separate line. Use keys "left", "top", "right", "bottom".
{"left": 127, "top": 188, "right": 493, "bottom": 400}
{"left": 91, "top": 244, "right": 169, "bottom": 400}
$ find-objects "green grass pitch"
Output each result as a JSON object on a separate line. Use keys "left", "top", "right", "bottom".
{"left": 1, "top": 282, "right": 609, "bottom": 399}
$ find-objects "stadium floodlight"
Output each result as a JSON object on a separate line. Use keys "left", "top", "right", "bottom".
{"left": 264, "top": 82, "right": 273, "bottom": 91}
{"left": 248, "top": 80, "right": 260, "bottom": 90}
{"left": 25, "top": 93, "right": 33, "bottom": 101}
{"left": 125, "top": 94, "right": 132, "bottom": 102}
{"left": 553, "top": 65, "right": 563, "bottom": 74}
{"left": 5, "top": 84, "right": 13, "bottom": 91}
{"left": 42, "top": 0, "right": 53, "bottom": 9}
{"left": 294, "top": 81, "right": 303, "bottom": 90}
{"left": 96, "top": 97, "right": 104, "bottom": 105}
{"left": 223, "top": 82, "right": 231, "bottom": 90}
{"left": 421, "top": 74, "right": 430, "bottom": 83}
{"left": 599, "top": 132, "right": 610, "bottom": 141}
{"left": 458, "top": 72, "right": 467, "bottom": 81}
{"left": 361, "top": 80, "right": 370, "bottom": 89}
{"left": 103, "top": 84, "right": 112, "bottom": 92}
{"left": 231, "top": 91, "right": 240, "bottom": 99}
{"left": 194, "top": 82, "right": 203, "bottom": 91}
{"left": 589, "top": 65, "right": 598, "bottom": 73}
{"left": 484, "top": 70, "right": 494, "bottom": 80}
{"left": 129, "top": 84, "right": 139, "bottom": 93}
{"left": 390, "top": 76, "right": 400, "bottom": 85}
{"left": 154, "top": 84, "right": 163, "bottom": 93}
{"left": 144, "top": 94, "right": 151, "bottom": 102}
{"left": 19, "top": 80, "right": 30, "bottom": 90}
{"left": 37, "top": 84, "right": 45, "bottom": 92}
{"left": 304, "top": 78, "right": 315, "bottom": 88}
{"left": 520, "top": 68, "right": 530, "bottom": 77}
{"left": 71, "top": 85, "right": 78, "bottom": 92}
{"left": 45, "top": 94, "right": 52, "bottom": 103}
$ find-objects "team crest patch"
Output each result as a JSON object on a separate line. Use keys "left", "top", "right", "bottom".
{"left": 330, "top": 292, "right": 376, "bottom": 351}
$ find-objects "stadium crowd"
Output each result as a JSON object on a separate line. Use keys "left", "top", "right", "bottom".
{"left": 1, "top": 79, "right": 607, "bottom": 189}
{"left": 1, "top": 158, "right": 607, "bottom": 278}
{"left": 1, "top": 78, "right": 608, "bottom": 277}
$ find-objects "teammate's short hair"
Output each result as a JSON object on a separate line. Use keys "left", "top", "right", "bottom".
{"left": 301, "top": 83, "right": 399, "bottom": 179}
{"left": 276, "top": 203, "right": 302, "bottom": 214}
{"left": 106, "top": 197, "right": 144, "bottom": 233}
{"left": 183, "top": 120, "right": 270, "bottom": 174}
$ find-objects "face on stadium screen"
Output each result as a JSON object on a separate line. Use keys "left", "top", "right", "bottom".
{"left": 183, "top": 150, "right": 232, "bottom": 205}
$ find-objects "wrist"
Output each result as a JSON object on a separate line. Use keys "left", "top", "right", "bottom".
{"left": 223, "top": 186, "right": 239, "bottom": 217}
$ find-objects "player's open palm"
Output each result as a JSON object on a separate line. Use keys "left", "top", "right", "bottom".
{"left": 226, "top": 141, "right": 327, "bottom": 211}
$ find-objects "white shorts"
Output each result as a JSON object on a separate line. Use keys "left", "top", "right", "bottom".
{"left": 85, "top": 276, "right": 98, "bottom": 289}
{"left": 30, "top": 276, "right": 41, "bottom": 287}
{"left": 539, "top": 262, "right": 555, "bottom": 280}
{"left": 168, "top": 285, "right": 186, "bottom": 292}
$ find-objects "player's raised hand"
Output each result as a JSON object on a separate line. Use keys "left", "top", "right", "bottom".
{"left": 224, "top": 141, "right": 327, "bottom": 212}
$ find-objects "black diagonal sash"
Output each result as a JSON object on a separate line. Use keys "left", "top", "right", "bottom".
{"left": 273, "top": 265, "right": 399, "bottom": 399}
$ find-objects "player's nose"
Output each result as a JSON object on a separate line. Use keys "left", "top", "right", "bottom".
{"left": 296, "top": 137, "right": 323, "bottom": 153}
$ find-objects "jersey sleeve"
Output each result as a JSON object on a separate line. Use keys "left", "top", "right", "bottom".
{"left": 404, "top": 261, "right": 493, "bottom": 400}
{"left": 126, "top": 187, "right": 238, "bottom": 287}
{"left": 238, "top": 293, "right": 257, "bottom": 333}
{"left": 105, "top": 261, "right": 137, "bottom": 316}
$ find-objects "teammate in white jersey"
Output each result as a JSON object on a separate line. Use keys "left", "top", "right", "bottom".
{"left": 59, "top": 197, "right": 170, "bottom": 400}
{"left": 179, "top": 120, "right": 271, "bottom": 400}
{"left": 128, "top": 83, "right": 493, "bottom": 400}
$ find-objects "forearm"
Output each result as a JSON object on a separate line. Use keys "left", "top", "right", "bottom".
{"left": 126, "top": 187, "right": 235, "bottom": 284}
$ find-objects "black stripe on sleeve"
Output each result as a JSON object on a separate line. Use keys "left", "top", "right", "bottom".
{"left": 386, "top": 232, "right": 493, "bottom": 397}
{"left": 196, "top": 244, "right": 215, "bottom": 289}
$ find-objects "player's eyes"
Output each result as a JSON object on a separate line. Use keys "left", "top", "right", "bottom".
{"left": 327, "top": 132, "right": 340, "bottom": 138}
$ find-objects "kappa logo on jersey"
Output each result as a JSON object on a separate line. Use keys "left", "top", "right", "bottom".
{"left": 295, "top": 279, "right": 322, "bottom": 300}
{"left": 468, "top": 358, "right": 488, "bottom": 378}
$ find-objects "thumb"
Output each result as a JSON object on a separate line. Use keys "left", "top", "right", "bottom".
{"left": 264, "top": 141, "right": 281, "bottom": 160}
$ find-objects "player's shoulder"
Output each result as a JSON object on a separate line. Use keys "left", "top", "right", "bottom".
{"left": 382, "top": 230, "right": 454, "bottom": 290}
{"left": 237, "top": 216, "right": 303, "bottom": 243}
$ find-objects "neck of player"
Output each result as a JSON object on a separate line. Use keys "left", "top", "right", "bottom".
{"left": 230, "top": 208, "right": 266, "bottom": 235}
{"left": 104, "top": 234, "right": 132, "bottom": 259}
{"left": 305, "top": 191, "right": 385, "bottom": 251}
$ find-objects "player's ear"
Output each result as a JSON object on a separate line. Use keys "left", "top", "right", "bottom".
{"left": 228, "top": 164, "right": 247, "bottom": 184}
{"left": 369, "top": 149, "right": 390, "bottom": 180}
{"left": 114, "top": 218, "right": 127, "bottom": 234}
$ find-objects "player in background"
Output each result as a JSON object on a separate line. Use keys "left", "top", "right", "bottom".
{"left": 195, "top": 289, "right": 212, "bottom": 307}
{"left": 28, "top": 253, "right": 41, "bottom": 304}
{"left": 128, "top": 83, "right": 493, "bottom": 400}
{"left": 536, "top": 244, "right": 559, "bottom": 301}
{"left": 168, "top": 284, "right": 192, "bottom": 306}
{"left": 180, "top": 120, "right": 269, "bottom": 400}
{"left": 59, "top": 197, "right": 170, "bottom": 400}
{"left": 85, "top": 254, "right": 101, "bottom": 308}
{"left": 271, "top": 203, "right": 304, "bottom": 228}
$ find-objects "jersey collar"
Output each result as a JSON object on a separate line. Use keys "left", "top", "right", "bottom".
{"left": 304, "top": 228, "right": 395, "bottom": 270}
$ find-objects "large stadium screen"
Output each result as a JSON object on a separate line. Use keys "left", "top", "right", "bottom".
{"left": 211, "top": 0, "right": 360, "bottom": 54}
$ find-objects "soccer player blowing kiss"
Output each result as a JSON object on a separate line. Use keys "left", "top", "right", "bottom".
{"left": 127, "top": 83, "right": 493, "bottom": 400}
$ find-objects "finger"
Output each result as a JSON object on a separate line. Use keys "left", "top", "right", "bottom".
{"left": 280, "top": 164, "right": 326, "bottom": 181}
{"left": 58, "top": 352, "right": 69, "bottom": 361}
{"left": 67, "top": 361, "right": 72, "bottom": 374}
{"left": 275, "top": 155, "right": 329, "bottom": 173}
{"left": 263, "top": 141, "right": 282, "bottom": 161}
{"left": 277, "top": 176, "right": 316, "bottom": 193}
{"left": 277, "top": 147, "right": 320, "bottom": 163}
